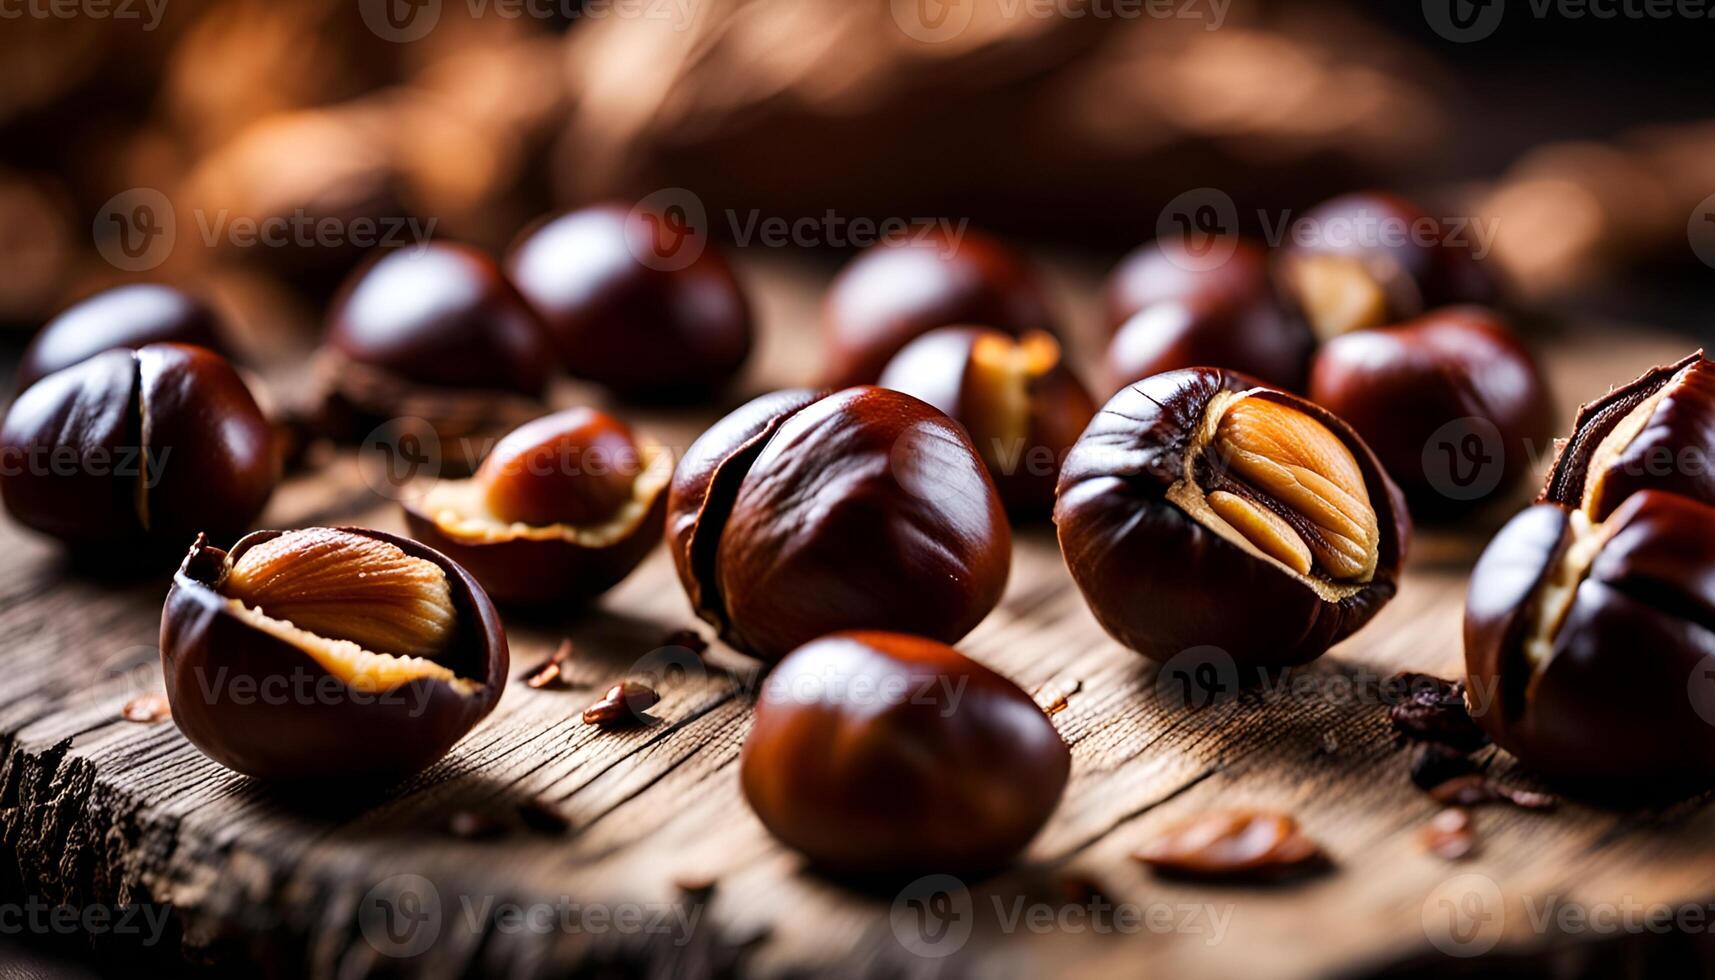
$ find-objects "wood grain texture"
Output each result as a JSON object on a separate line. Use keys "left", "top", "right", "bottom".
{"left": 0, "top": 254, "right": 1707, "bottom": 978}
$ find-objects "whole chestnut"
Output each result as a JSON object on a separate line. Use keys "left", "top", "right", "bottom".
{"left": 1055, "top": 368, "right": 1410, "bottom": 668}
{"left": 1464, "top": 490, "right": 1715, "bottom": 785}
{"left": 1309, "top": 307, "right": 1554, "bottom": 518}
{"left": 18, "top": 284, "right": 231, "bottom": 392}
{"left": 1538, "top": 352, "right": 1715, "bottom": 522}
{"left": 0, "top": 343, "right": 278, "bottom": 554}
{"left": 822, "top": 227, "right": 1057, "bottom": 387}
{"left": 162, "top": 527, "right": 507, "bottom": 780}
{"left": 1105, "top": 295, "right": 1314, "bottom": 397}
{"left": 506, "top": 203, "right": 753, "bottom": 401}
{"left": 878, "top": 327, "right": 1095, "bottom": 516}
{"left": 742, "top": 631, "right": 1070, "bottom": 873}
{"left": 1276, "top": 191, "right": 1500, "bottom": 342}
{"left": 402, "top": 407, "right": 670, "bottom": 606}
{"left": 1104, "top": 235, "right": 1275, "bottom": 331}
{"left": 322, "top": 242, "right": 554, "bottom": 440}
{"left": 667, "top": 386, "right": 1011, "bottom": 662}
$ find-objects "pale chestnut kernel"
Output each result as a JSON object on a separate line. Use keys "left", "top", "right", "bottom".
{"left": 962, "top": 331, "right": 1062, "bottom": 467}
{"left": 1286, "top": 254, "right": 1389, "bottom": 341}
{"left": 1211, "top": 398, "right": 1380, "bottom": 582}
{"left": 223, "top": 528, "right": 457, "bottom": 659}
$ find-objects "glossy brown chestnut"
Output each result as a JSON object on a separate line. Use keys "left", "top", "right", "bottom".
{"left": 822, "top": 227, "right": 1057, "bottom": 387}
{"left": 1105, "top": 236, "right": 1274, "bottom": 331}
{"left": 161, "top": 527, "right": 508, "bottom": 780}
{"left": 1309, "top": 307, "right": 1554, "bottom": 518}
{"left": 741, "top": 631, "right": 1070, "bottom": 873}
{"left": 1276, "top": 191, "right": 1500, "bottom": 342}
{"left": 1105, "top": 294, "right": 1314, "bottom": 397}
{"left": 668, "top": 386, "right": 1011, "bottom": 662}
{"left": 1055, "top": 368, "right": 1410, "bottom": 668}
{"left": 1538, "top": 351, "right": 1715, "bottom": 522}
{"left": 878, "top": 327, "right": 1095, "bottom": 516}
{"left": 403, "top": 408, "right": 670, "bottom": 606}
{"left": 506, "top": 203, "right": 753, "bottom": 401}
{"left": 322, "top": 242, "right": 554, "bottom": 443}
{"left": 18, "top": 284, "right": 231, "bottom": 392}
{"left": 1464, "top": 491, "right": 1715, "bottom": 784}
{"left": 0, "top": 343, "right": 278, "bottom": 553}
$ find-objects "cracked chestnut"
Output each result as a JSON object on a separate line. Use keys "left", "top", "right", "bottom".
{"left": 403, "top": 407, "right": 670, "bottom": 606}
{"left": 1309, "top": 307, "right": 1554, "bottom": 517}
{"left": 161, "top": 527, "right": 507, "bottom": 780}
{"left": 1538, "top": 352, "right": 1715, "bottom": 521}
{"left": 668, "top": 386, "right": 1011, "bottom": 662}
{"left": 18, "top": 284, "right": 231, "bottom": 392}
{"left": 822, "top": 227, "right": 1057, "bottom": 387}
{"left": 1055, "top": 368, "right": 1409, "bottom": 667}
{"left": 1464, "top": 490, "right": 1715, "bottom": 785}
{"left": 878, "top": 326, "right": 1095, "bottom": 516}
{"left": 507, "top": 203, "right": 753, "bottom": 401}
{"left": 742, "top": 631, "right": 1070, "bottom": 873}
{"left": 322, "top": 242, "right": 554, "bottom": 441}
{"left": 0, "top": 343, "right": 277, "bottom": 554}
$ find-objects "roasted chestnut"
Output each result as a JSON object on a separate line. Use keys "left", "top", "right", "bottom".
{"left": 506, "top": 203, "right": 753, "bottom": 401}
{"left": 878, "top": 327, "right": 1095, "bottom": 516}
{"left": 1055, "top": 368, "right": 1410, "bottom": 667}
{"left": 1539, "top": 352, "right": 1715, "bottom": 522}
{"left": 17, "top": 284, "right": 231, "bottom": 392}
{"left": 1105, "top": 236, "right": 1274, "bottom": 329}
{"left": 742, "top": 631, "right": 1069, "bottom": 873}
{"left": 1309, "top": 307, "right": 1554, "bottom": 517}
{"left": 162, "top": 527, "right": 507, "bottom": 780}
{"left": 402, "top": 407, "right": 670, "bottom": 606}
{"left": 668, "top": 386, "right": 1011, "bottom": 662}
{"left": 1105, "top": 293, "right": 1313, "bottom": 396}
{"left": 322, "top": 242, "right": 554, "bottom": 440}
{"left": 1276, "top": 191, "right": 1499, "bottom": 342}
{"left": 1464, "top": 491, "right": 1715, "bottom": 785}
{"left": 0, "top": 343, "right": 277, "bottom": 554}
{"left": 822, "top": 227, "right": 1057, "bottom": 387}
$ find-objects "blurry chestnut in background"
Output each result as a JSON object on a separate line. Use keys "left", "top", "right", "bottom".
{"left": 162, "top": 527, "right": 507, "bottom": 780}
{"left": 1105, "top": 236, "right": 1276, "bottom": 331}
{"left": 507, "top": 203, "right": 753, "bottom": 402}
{"left": 1276, "top": 191, "right": 1500, "bottom": 342}
{"left": 667, "top": 387, "right": 1011, "bottom": 662}
{"left": 1538, "top": 352, "right": 1715, "bottom": 522}
{"left": 1309, "top": 307, "right": 1554, "bottom": 518}
{"left": 1056, "top": 368, "right": 1409, "bottom": 668}
{"left": 879, "top": 327, "right": 1095, "bottom": 517}
{"left": 0, "top": 343, "right": 277, "bottom": 555}
{"left": 403, "top": 407, "right": 670, "bottom": 606}
{"left": 1465, "top": 491, "right": 1715, "bottom": 785}
{"left": 322, "top": 242, "right": 554, "bottom": 445}
{"left": 16, "top": 284, "right": 231, "bottom": 392}
{"left": 742, "top": 631, "right": 1069, "bottom": 873}
{"left": 1105, "top": 294, "right": 1314, "bottom": 396}
{"left": 822, "top": 227, "right": 1057, "bottom": 388}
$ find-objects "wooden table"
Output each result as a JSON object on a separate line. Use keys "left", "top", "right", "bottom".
{"left": 0, "top": 254, "right": 1708, "bottom": 978}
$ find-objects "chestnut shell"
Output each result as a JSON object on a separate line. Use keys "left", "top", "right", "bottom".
{"left": 161, "top": 527, "right": 508, "bottom": 780}
{"left": 506, "top": 203, "right": 753, "bottom": 401}
{"left": 18, "top": 284, "right": 229, "bottom": 392}
{"left": 822, "top": 227, "right": 1056, "bottom": 387}
{"left": 1055, "top": 368, "right": 1410, "bottom": 668}
{"left": 741, "top": 631, "right": 1070, "bottom": 873}
{"left": 667, "top": 387, "right": 1012, "bottom": 662}
{"left": 1309, "top": 307, "right": 1554, "bottom": 518}
{"left": 1465, "top": 492, "right": 1715, "bottom": 785}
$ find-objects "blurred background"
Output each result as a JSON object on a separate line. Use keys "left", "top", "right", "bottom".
{"left": 3, "top": 0, "right": 1713, "bottom": 374}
